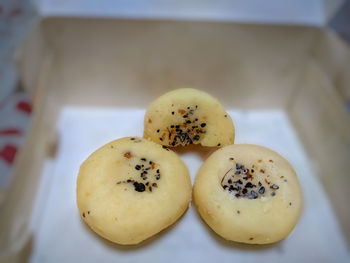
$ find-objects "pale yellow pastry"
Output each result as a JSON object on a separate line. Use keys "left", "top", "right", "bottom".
{"left": 144, "top": 88, "right": 235, "bottom": 147}
{"left": 193, "top": 144, "right": 302, "bottom": 244}
{"left": 77, "top": 137, "right": 191, "bottom": 245}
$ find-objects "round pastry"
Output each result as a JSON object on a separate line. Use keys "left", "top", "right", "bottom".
{"left": 193, "top": 144, "right": 302, "bottom": 244}
{"left": 77, "top": 137, "right": 192, "bottom": 245}
{"left": 144, "top": 88, "right": 235, "bottom": 147}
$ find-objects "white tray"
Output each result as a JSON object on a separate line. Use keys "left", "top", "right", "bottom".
{"left": 28, "top": 107, "right": 348, "bottom": 262}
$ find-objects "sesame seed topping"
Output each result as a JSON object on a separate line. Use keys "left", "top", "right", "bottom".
{"left": 259, "top": 187, "right": 265, "bottom": 194}
{"left": 135, "top": 165, "right": 141, "bottom": 170}
{"left": 133, "top": 182, "right": 145, "bottom": 192}
{"left": 200, "top": 123, "right": 206, "bottom": 127}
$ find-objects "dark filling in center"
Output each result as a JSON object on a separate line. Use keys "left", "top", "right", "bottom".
{"left": 221, "top": 159, "right": 282, "bottom": 199}
{"left": 157, "top": 105, "right": 207, "bottom": 147}
{"left": 117, "top": 146, "right": 161, "bottom": 193}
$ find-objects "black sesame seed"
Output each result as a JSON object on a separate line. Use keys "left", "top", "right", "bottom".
{"left": 141, "top": 158, "right": 146, "bottom": 161}
{"left": 88, "top": 211, "right": 90, "bottom": 214}
{"left": 258, "top": 181, "right": 262, "bottom": 186}
{"left": 156, "top": 176, "right": 160, "bottom": 180}
{"left": 141, "top": 164, "right": 144, "bottom": 167}
{"left": 217, "top": 143, "right": 221, "bottom": 146}
{"left": 130, "top": 138, "right": 135, "bottom": 140}
{"left": 235, "top": 170, "right": 241, "bottom": 175}
{"left": 176, "top": 125, "right": 180, "bottom": 128}
{"left": 186, "top": 120, "right": 191, "bottom": 124}
{"left": 170, "top": 125, "right": 174, "bottom": 128}
{"left": 189, "top": 109, "right": 194, "bottom": 115}
{"left": 135, "top": 165, "right": 141, "bottom": 170}
{"left": 223, "top": 185, "right": 228, "bottom": 189}
{"left": 251, "top": 169, "right": 254, "bottom": 173}
{"left": 195, "top": 118, "right": 198, "bottom": 121}
{"left": 187, "top": 107, "right": 190, "bottom": 109}
{"left": 200, "top": 123, "right": 206, "bottom": 128}
{"left": 228, "top": 179, "right": 232, "bottom": 184}
{"left": 235, "top": 193, "right": 240, "bottom": 198}
{"left": 289, "top": 202, "right": 292, "bottom": 206}
{"left": 142, "top": 177, "right": 147, "bottom": 180}
{"left": 133, "top": 182, "right": 145, "bottom": 192}
{"left": 237, "top": 210, "right": 240, "bottom": 214}
{"left": 152, "top": 183, "right": 157, "bottom": 187}
{"left": 171, "top": 141, "right": 176, "bottom": 146}
{"left": 229, "top": 185, "right": 234, "bottom": 191}
{"left": 271, "top": 184, "right": 279, "bottom": 190}
{"left": 149, "top": 161, "right": 153, "bottom": 165}
{"left": 259, "top": 187, "right": 265, "bottom": 194}
{"left": 236, "top": 163, "right": 242, "bottom": 169}
{"left": 156, "top": 169, "right": 160, "bottom": 173}
{"left": 171, "top": 111, "right": 174, "bottom": 115}
{"left": 229, "top": 157, "right": 234, "bottom": 160}
{"left": 249, "top": 190, "right": 258, "bottom": 199}
{"left": 195, "top": 105, "right": 198, "bottom": 108}
{"left": 149, "top": 186, "right": 152, "bottom": 192}
{"left": 193, "top": 135, "right": 200, "bottom": 141}
{"left": 143, "top": 171, "right": 148, "bottom": 174}
{"left": 157, "top": 129, "right": 160, "bottom": 133}
{"left": 245, "top": 182, "right": 254, "bottom": 188}
{"left": 271, "top": 192, "right": 276, "bottom": 196}
{"left": 235, "top": 179, "right": 243, "bottom": 184}
{"left": 224, "top": 115, "right": 227, "bottom": 117}
{"left": 159, "top": 138, "right": 163, "bottom": 141}
{"left": 242, "top": 188, "right": 248, "bottom": 194}
{"left": 146, "top": 182, "right": 149, "bottom": 186}
{"left": 127, "top": 179, "right": 132, "bottom": 183}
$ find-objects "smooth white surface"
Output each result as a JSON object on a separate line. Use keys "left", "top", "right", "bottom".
{"left": 34, "top": 0, "right": 331, "bottom": 26}
{"left": 30, "top": 107, "right": 349, "bottom": 262}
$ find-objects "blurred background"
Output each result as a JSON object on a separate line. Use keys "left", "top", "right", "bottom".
{"left": 0, "top": 1, "right": 349, "bottom": 262}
